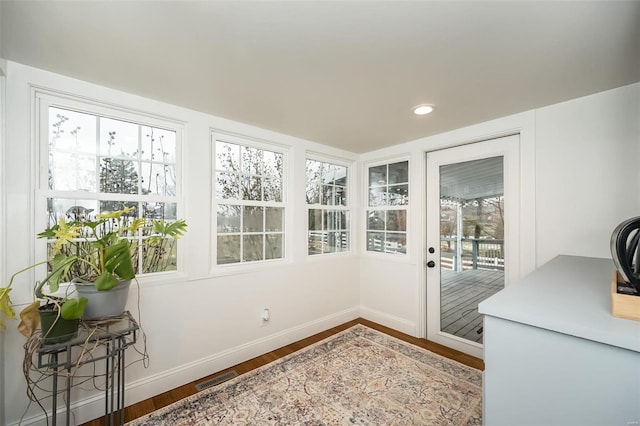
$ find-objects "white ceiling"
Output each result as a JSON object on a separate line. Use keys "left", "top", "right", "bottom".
{"left": 2, "top": 1, "right": 639, "bottom": 154}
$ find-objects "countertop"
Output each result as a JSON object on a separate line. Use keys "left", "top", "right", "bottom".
{"left": 478, "top": 255, "right": 640, "bottom": 352}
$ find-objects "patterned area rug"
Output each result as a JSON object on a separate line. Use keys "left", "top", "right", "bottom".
{"left": 127, "top": 325, "right": 482, "bottom": 425}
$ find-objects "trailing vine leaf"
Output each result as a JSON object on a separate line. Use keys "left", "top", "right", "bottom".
{"left": 60, "top": 297, "right": 88, "bottom": 320}
{"left": 0, "top": 287, "right": 16, "bottom": 330}
{"left": 17, "top": 301, "right": 40, "bottom": 337}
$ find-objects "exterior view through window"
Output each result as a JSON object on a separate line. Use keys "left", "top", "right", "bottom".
{"left": 305, "top": 159, "right": 349, "bottom": 255}
{"left": 366, "top": 160, "right": 408, "bottom": 254}
{"left": 45, "top": 104, "right": 181, "bottom": 274}
{"left": 215, "top": 139, "right": 285, "bottom": 265}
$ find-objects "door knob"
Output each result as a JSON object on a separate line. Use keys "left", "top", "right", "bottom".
{"left": 427, "top": 260, "right": 436, "bottom": 268}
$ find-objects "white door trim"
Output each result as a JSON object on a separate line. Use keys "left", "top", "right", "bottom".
{"left": 415, "top": 111, "right": 536, "bottom": 342}
{"left": 425, "top": 134, "right": 520, "bottom": 358}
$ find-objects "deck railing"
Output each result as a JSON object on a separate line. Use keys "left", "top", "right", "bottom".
{"left": 440, "top": 237, "right": 504, "bottom": 271}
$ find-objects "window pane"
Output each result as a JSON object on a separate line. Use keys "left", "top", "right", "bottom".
{"left": 100, "top": 199, "right": 138, "bottom": 215}
{"left": 47, "top": 198, "right": 99, "bottom": 227}
{"left": 142, "top": 202, "right": 177, "bottom": 221}
{"left": 335, "top": 185, "right": 347, "bottom": 206}
{"left": 322, "top": 163, "right": 336, "bottom": 184}
{"left": 49, "top": 107, "right": 97, "bottom": 154}
{"left": 308, "top": 232, "right": 324, "bottom": 255}
{"left": 241, "top": 146, "right": 262, "bottom": 175}
{"left": 386, "top": 210, "right": 406, "bottom": 231}
{"left": 140, "top": 162, "right": 176, "bottom": 196}
{"left": 333, "top": 165, "right": 347, "bottom": 186}
{"left": 367, "top": 231, "right": 384, "bottom": 252}
{"left": 305, "top": 160, "right": 321, "bottom": 204}
{"left": 242, "top": 177, "right": 262, "bottom": 201}
{"left": 325, "top": 231, "right": 348, "bottom": 253}
{"left": 100, "top": 118, "right": 138, "bottom": 158}
{"left": 367, "top": 210, "right": 385, "bottom": 230}
{"left": 243, "top": 206, "right": 264, "bottom": 232}
{"left": 141, "top": 126, "right": 176, "bottom": 163}
{"left": 325, "top": 210, "right": 348, "bottom": 231}
{"left": 388, "top": 184, "right": 408, "bottom": 205}
{"left": 217, "top": 204, "right": 241, "bottom": 233}
{"left": 142, "top": 237, "right": 177, "bottom": 273}
{"left": 217, "top": 235, "right": 241, "bottom": 264}
{"left": 216, "top": 172, "right": 240, "bottom": 199}
{"left": 322, "top": 185, "right": 334, "bottom": 205}
{"left": 50, "top": 152, "right": 97, "bottom": 192}
{"left": 388, "top": 161, "right": 408, "bottom": 184}
{"left": 243, "top": 235, "right": 264, "bottom": 262}
{"left": 308, "top": 209, "right": 322, "bottom": 231}
{"left": 265, "top": 207, "right": 283, "bottom": 232}
{"left": 386, "top": 232, "right": 407, "bottom": 254}
{"left": 368, "top": 187, "right": 385, "bottom": 207}
{"left": 99, "top": 158, "right": 139, "bottom": 194}
{"left": 369, "top": 165, "right": 387, "bottom": 187}
{"left": 263, "top": 151, "right": 283, "bottom": 179}
{"left": 265, "top": 234, "right": 283, "bottom": 260}
{"left": 215, "top": 141, "right": 240, "bottom": 171}
{"left": 263, "top": 178, "right": 282, "bottom": 202}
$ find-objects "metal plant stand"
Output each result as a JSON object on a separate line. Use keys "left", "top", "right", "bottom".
{"left": 30, "top": 311, "right": 139, "bottom": 426}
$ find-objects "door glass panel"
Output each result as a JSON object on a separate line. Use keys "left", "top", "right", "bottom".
{"left": 439, "top": 156, "right": 505, "bottom": 344}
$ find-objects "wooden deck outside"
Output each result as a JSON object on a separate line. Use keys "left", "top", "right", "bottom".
{"left": 440, "top": 268, "right": 504, "bottom": 343}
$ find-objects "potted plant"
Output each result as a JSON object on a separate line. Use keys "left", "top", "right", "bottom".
{"left": 0, "top": 257, "right": 88, "bottom": 343}
{"left": 0, "top": 206, "right": 187, "bottom": 341}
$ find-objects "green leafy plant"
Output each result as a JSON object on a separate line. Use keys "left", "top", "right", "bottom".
{"left": 0, "top": 206, "right": 187, "bottom": 334}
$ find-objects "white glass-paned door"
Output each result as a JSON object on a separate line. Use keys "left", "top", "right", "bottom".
{"left": 426, "top": 135, "right": 520, "bottom": 358}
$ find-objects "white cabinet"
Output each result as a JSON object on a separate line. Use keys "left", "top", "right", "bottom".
{"left": 479, "top": 255, "right": 640, "bottom": 426}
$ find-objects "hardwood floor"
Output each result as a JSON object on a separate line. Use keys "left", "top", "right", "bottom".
{"left": 81, "top": 318, "right": 484, "bottom": 426}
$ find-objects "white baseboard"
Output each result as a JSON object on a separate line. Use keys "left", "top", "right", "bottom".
{"left": 359, "top": 306, "right": 416, "bottom": 336}
{"left": 10, "top": 307, "right": 360, "bottom": 426}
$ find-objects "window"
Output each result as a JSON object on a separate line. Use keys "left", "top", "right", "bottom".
{"left": 306, "top": 159, "right": 350, "bottom": 255}
{"left": 38, "top": 94, "right": 182, "bottom": 275}
{"left": 214, "top": 137, "right": 285, "bottom": 265}
{"left": 366, "top": 160, "right": 408, "bottom": 254}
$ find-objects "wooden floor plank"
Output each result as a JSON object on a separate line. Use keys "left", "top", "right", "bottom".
{"left": 441, "top": 269, "right": 504, "bottom": 343}
{"left": 80, "top": 318, "right": 483, "bottom": 426}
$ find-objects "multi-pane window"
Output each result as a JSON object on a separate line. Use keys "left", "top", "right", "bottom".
{"left": 366, "top": 160, "right": 408, "bottom": 254}
{"left": 306, "top": 159, "right": 350, "bottom": 255}
{"left": 215, "top": 138, "right": 285, "bottom": 265}
{"left": 41, "top": 100, "right": 182, "bottom": 274}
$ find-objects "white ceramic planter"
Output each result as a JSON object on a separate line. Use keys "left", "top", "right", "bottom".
{"left": 75, "top": 280, "right": 132, "bottom": 319}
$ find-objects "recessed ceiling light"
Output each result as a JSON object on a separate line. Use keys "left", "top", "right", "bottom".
{"left": 412, "top": 104, "right": 434, "bottom": 115}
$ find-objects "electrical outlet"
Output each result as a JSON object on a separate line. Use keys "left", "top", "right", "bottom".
{"left": 261, "top": 308, "right": 270, "bottom": 326}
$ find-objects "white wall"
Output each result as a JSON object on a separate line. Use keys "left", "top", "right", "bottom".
{"left": 535, "top": 84, "right": 640, "bottom": 265}
{"left": 358, "top": 83, "right": 639, "bottom": 337}
{"left": 1, "top": 61, "right": 360, "bottom": 425}
{"left": 0, "top": 61, "right": 7, "bottom": 426}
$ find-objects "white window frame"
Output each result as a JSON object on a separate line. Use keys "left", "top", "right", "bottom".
{"left": 364, "top": 157, "right": 410, "bottom": 257}
{"left": 212, "top": 131, "right": 288, "bottom": 270}
{"left": 305, "top": 154, "right": 352, "bottom": 257}
{"left": 33, "top": 89, "right": 185, "bottom": 279}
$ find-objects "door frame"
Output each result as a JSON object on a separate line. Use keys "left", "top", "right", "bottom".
{"left": 418, "top": 131, "right": 535, "bottom": 357}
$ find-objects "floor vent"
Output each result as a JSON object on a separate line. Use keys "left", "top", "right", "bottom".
{"left": 195, "top": 370, "right": 238, "bottom": 392}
